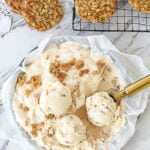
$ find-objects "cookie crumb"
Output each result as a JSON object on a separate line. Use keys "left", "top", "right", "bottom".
{"left": 75, "top": 60, "right": 84, "bottom": 69}
{"left": 31, "top": 128, "right": 38, "bottom": 137}
{"left": 46, "top": 114, "right": 55, "bottom": 119}
{"left": 60, "top": 58, "right": 76, "bottom": 72}
{"left": 25, "top": 89, "right": 32, "bottom": 97}
{"left": 17, "top": 74, "right": 26, "bottom": 86}
{"left": 26, "top": 75, "right": 42, "bottom": 89}
{"left": 96, "top": 60, "right": 105, "bottom": 70}
{"left": 79, "top": 69, "right": 89, "bottom": 77}
{"left": 23, "top": 106, "right": 30, "bottom": 112}
{"left": 19, "top": 103, "right": 23, "bottom": 109}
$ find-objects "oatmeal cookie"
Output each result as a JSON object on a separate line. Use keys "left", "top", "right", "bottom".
{"left": 75, "top": 0, "right": 116, "bottom": 23}
{"left": 6, "top": 0, "right": 23, "bottom": 14}
{"left": 128, "top": 0, "right": 150, "bottom": 14}
{"left": 22, "top": 0, "right": 64, "bottom": 31}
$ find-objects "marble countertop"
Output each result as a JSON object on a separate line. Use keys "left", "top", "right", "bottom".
{"left": 0, "top": 1, "right": 150, "bottom": 150}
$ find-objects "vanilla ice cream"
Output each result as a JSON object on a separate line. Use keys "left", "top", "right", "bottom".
{"left": 13, "top": 42, "right": 125, "bottom": 150}
{"left": 40, "top": 81, "right": 72, "bottom": 116}
{"left": 86, "top": 92, "right": 117, "bottom": 127}
{"left": 55, "top": 115, "right": 86, "bottom": 146}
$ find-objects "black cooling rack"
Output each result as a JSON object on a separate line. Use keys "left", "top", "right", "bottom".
{"left": 72, "top": 0, "right": 150, "bottom": 32}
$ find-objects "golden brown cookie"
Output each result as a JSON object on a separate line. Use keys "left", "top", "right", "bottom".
{"left": 22, "top": 0, "right": 64, "bottom": 31}
{"left": 128, "top": 0, "right": 150, "bottom": 14}
{"left": 75, "top": 0, "right": 116, "bottom": 23}
{"left": 6, "top": 0, "right": 23, "bottom": 14}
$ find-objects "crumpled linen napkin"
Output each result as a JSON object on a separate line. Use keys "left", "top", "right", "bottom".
{"left": 0, "top": 14, "right": 11, "bottom": 37}
{"left": 0, "top": 0, "right": 11, "bottom": 37}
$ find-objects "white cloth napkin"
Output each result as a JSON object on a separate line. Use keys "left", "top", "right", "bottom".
{"left": 0, "top": 14, "right": 11, "bottom": 36}
{"left": 0, "top": 0, "right": 11, "bottom": 37}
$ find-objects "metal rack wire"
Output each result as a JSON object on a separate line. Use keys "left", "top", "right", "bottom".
{"left": 72, "top": 0, "right": 150, "bottom": 32}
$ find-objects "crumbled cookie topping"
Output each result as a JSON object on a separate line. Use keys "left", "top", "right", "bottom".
{"left": 96, "top": 60, "right": 105, "bottom": 71}
{"left": 19, "top": 103, "right": 30, "bottom": 112}
{"left": 55, "top": 71, "right": 67, "bottom": 82}
{"left": 60, "top": 58, "right": 76, "bottom": 72}
{"left": 19, "top": 103, "right": 23, "bottom": 109}
{"left": 49, "top": 60, "right": 68, "bottom": 82}
{"left": 23, "top": 106, "right": 30, "bottom": 112}
{"left": 32, "top": 123, "right": 38, "bottom": 129}
{"left": 45, "top": 114, "right": 55, "bottom": 119}
{"left": 75, "top": 60, "right": 84, "bottom": 70}
{"left": 26, "top": 75, "right": 42, "bottom": 89}
{"left": 30, "top": 122, "right": 45, "bottom": 137}
{"left": 17, "top": 74, "right": 26, "bottom": 86}
{"left": 79, "top": 69, "right": 89, "bottom": 77}
{"left": 31, "top": 128, "right": 38, "bottom": 137}
{"left": 25, "top": 89, "right": 32, "bottom": 97}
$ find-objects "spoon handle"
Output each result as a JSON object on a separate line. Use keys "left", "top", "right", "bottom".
{"left": 114, "top": 75, "right": 150, "bottom": 103}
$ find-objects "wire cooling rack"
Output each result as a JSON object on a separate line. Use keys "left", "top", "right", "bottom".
{"left": 72, "top": 0, "right": 150, "bottom": 32}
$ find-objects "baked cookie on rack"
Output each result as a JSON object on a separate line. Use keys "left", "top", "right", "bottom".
{"left": 22, "top": 0, "right": 64, "bottom": 31}
{"left": 128, "top": 0, "right": 150, "bottom": 14}
{"left": 6, "top": 0, "right": 23, "bottom": 14}
{"left": 75, "top": 0, "right": 116, "bottom": 23}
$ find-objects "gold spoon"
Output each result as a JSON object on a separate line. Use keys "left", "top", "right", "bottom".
{"left": 112, "top": 75, "right": 150, "bottom": 105}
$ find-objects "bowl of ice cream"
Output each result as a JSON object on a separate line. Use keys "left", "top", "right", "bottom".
{"left": 1, "top": 35, "right": 149, "bottom": 150}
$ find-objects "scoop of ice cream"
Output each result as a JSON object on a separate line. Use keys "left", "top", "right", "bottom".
{"left": 80, "top": 74, "right": 102, "bottom": 96}
{"left": 40, "top": 81, "right": 72, "bottom": 115}
{"left": 55, "top": 115, "right": 86, "bottom": 146}
{"left": 86, "top": 92, "right": 117, "bottom": 127}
